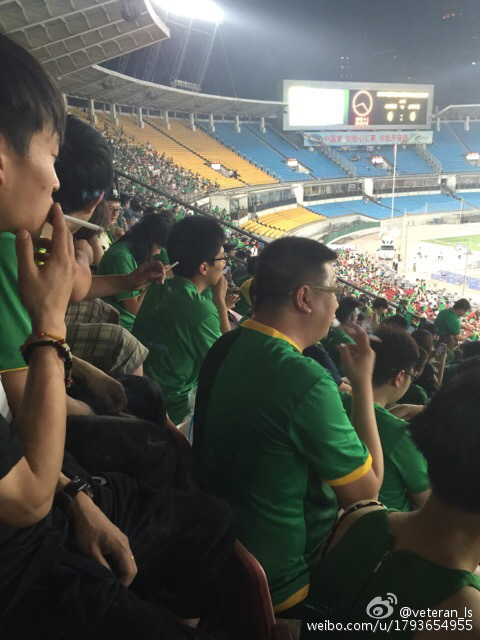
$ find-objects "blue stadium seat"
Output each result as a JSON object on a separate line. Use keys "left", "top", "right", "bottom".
{"left": 430, "top": 126, "right": 480, "bottom": 172}
{"left": 212, "top": 123, "right": 311, "bottom": 182}
{"left": 244, "top": 125, "right": 346, "bottom": 179}
{"left": 306, "top": 193, "right": 466, "bottom": 219}
{"left": 381, "top": 147, "right": 433, "bottom": 175}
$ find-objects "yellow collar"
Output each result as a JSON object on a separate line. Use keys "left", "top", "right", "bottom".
{"left": 242, "top": 319, "right": 302, "bottom": 352}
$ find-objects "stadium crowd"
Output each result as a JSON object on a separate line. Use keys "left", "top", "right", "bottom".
{"left": 101, "top": 119, "right": 216, "bottom": 201}
{"left": 2, "top": 33, "right": 480, "bottom": 640}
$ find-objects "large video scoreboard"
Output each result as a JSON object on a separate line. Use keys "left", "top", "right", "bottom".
{"left": 283, "top": 81, "right": 434, "bottom": 131}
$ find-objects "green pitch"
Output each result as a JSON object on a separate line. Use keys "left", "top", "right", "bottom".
{"left": 425, "top": 235, "right": 480, "bottom": 252}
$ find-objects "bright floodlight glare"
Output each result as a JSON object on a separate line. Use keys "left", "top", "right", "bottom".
{"left": 153, "top": 0, "right": 224, "bottom": 23}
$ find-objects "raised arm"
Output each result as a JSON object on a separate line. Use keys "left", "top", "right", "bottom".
{"left": 0, "top": 205, "right": 76, "bottom": 526}
{"left": 338, "top": 326, "right": 384, "bottom": 486}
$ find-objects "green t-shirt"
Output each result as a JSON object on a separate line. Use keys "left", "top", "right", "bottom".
{"left": 0, "top": 233, "right": 31, "bottom": 373}
{"left": 434, "top": 308, "right": 461, "bottom": 336}
{"left": 97, "top": 242, "right": 140, "bottom": 331}
{"left": 302, "top": 509, "right": 480, "bottom": 639}
{"left": 132, "top": 277, "right": 221, "bottom": 424}
{"left": 321, "top": 327, "right": 355, "bottom": 376}
{"left": 194, "top": 319, "right": 372, "bottom": 610}
{"left": 154, "top": 248, "right": 169, "bottom": 265}
{"left": 342, "top": 395, "right": 429, "bottom": 511}
{"left": 398, "top": 382, "right": 428, "bottom": 406}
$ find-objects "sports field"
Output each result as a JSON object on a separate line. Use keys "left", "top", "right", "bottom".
{"left": 425, "top": 235, "right": 480, "bottom": 252}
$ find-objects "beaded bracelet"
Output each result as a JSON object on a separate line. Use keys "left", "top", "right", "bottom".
{"left": 20, "top": 339, "right": 73, "bottom": 387}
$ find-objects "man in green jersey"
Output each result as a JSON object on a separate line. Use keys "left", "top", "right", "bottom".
{"left": 435, "top": 298, "right": 473, "bottom": 343}
{"left": 133, "top": 216, "right": 237, "bottom": 425}
{"left": 193, "top": 237, "right": 383, "bottom": 614}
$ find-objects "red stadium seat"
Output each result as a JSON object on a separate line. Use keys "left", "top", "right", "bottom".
{"left": 202, "top": 540, "right": 293, "bottom": 640}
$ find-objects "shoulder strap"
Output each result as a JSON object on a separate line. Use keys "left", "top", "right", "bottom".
{"left": 321, "top": 501, "right": 386, "bottom": 559}
{"left": 192, "top": 328, "right": 242, "bottom": 463}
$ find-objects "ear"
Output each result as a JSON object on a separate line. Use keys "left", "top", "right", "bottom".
{"left": 198, "top": 261, "right": 209, "bottom": 277}
{"left": 291, "top": 285, "right": 313, "bottom": 314}
{"left": 83, "top": 192, "right": 104, "bottom": 220}
{"left": 0, "top": 134, "right": 11, "bottom": 188}
{"left": 392, "top": 370, "right": 405, "bottom": 388}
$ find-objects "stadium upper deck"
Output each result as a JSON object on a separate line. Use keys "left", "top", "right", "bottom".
{"left": 8, "top": 0, "right": 480, "bottom": 242}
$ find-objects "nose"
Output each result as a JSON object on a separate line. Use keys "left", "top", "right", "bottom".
{"left": 52, "top": 168, "right": 60, "bottom": 193}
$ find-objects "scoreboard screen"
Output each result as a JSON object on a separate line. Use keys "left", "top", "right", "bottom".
{"left": 283, "top": 81, "right": 434, "bottom": 131}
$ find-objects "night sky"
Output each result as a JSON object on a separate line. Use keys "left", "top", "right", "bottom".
{"left": 106, "top": 0, "right": 480, "bottom": 109}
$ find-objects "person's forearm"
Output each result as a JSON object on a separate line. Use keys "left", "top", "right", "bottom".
{"left": 86, "top": 274, "right": 131, "bottom": 299}
{"left": 13, "top": 346, "right": 68, "bottom": 510}
{"left": 70, "top": 252, "right": 93, "bottom": 302}
{"left": 436, "top": 357, "right": 446, "bottom": 386}
{"left": 350, "top": 382, "right": 384, "bottom": 485}
{"left": 215, "top": 304, "right": 231, "bottom": 334}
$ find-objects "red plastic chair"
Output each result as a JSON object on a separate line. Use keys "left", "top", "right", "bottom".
{"left": 202, "top": 540, "right": 292, "bottom": 640}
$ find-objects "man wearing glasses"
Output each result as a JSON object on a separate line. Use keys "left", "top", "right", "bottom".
{"left": 193, "top": 236, "right": 383, "bottom": 616}
{"left": 133, "top": 215, "right": 238, "bottom": 425}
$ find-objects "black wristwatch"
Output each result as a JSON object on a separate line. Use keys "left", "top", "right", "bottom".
{"left": 55, "top": 476, "right": 94, "bottom": 512}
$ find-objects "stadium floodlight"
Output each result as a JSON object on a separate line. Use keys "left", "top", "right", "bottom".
{"left": 152, "top": 0, "right": 224, "bottom": 23}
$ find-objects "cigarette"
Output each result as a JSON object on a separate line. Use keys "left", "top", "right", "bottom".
{"left": 64, "top": 214, "right": 103, "bottom": 232}
{"left": 166, "top": 261, "right": 179, "bottom": 273}
{"left": 367, "top": 334, "right": 382, "bottom": 343}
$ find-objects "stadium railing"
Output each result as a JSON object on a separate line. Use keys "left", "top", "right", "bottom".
{"left": 114, "top": 168, "right": 423, "bottom": 319}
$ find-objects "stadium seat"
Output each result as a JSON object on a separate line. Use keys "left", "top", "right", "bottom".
{"left": 244, "top": 124, "right": 346, "bottom": 180}
{"left": 202, "top": 540, "right": 293, "bottom": 640}
{"left": 213, "top": 122, "right": 308, "bottom": 182}
{"left": 242, "top": 207, "right": 324, "bottom": 237}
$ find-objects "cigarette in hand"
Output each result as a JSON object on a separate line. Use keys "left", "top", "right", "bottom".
{"left": 165, "top": 261, "right": 179, "bottom": 273}
{"left": 63, "top": 214, "right": 103, "bottom": 232}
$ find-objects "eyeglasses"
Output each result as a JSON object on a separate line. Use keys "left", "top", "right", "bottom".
{"left": 208, "top": 256, "right": 229, "bottom": 265}
{"left": 305, "top": 284, "right": 345, "bottom": 298}
{"left": 110, "top": 207, "right": 122, "bottom": 214}
{"left": 392, "top": 369, "right": 416, "bottom": 379}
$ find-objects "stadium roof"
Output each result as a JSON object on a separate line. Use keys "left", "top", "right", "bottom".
{"left": 62, "top": 65, "right": 285, "bottom": 117}
{"left": 0, "top": 0, "right": 170, "bottom": 79}
{"left": 1, "top": 0, "right": 285, "bottom": 117}
{"left": 435, "top": 104, "right": 480, "bottom": 122}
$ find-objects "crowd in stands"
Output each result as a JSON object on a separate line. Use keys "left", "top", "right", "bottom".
{"left": 3, "top": 33, "right": 480, "bottom": 640}
{"left": 336, "top": 249, "right": 480, "bottom": 335}
{"left": 100, "top": 120, "right": 216, "bottom": 201}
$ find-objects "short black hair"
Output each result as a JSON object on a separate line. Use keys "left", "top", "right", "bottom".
{"left": 119, "top": 212, "right": 173, "bottom": 265}
{"left": 371, "top": 327, "right": 420, "bottom": 387}
{"left": 410, "top": 369, "right": 480, "bottom": 513}
{"left": 383, "top": 314, "right": 408, "bottom": 330}
{"left": 372, "top": 297, "right": 389, "bottom": 311}
{"left": 453, "top": 298, "right": 471, "bottom": 312}
{"left": 167, "top": 216, "right": 226, "bottom": 278}
{"left": 253, "top": 237, "right": 337, "bottom": 312}
{"left": 336, "top": 297, "right": 361, "bottom": 324}
{"left": 411, "top": 328, "right": 434, "bottom": 353}
{"left": 53, "top": 115, "right": 113, "bottom": 214}
{"left": 0, "top": 33, "right": 65, "bottom": 156}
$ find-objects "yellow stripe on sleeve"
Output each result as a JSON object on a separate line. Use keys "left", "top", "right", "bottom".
{"left": 273, "top": 584, "right": 309, "bottom": 614}
{"left": 325, "top": 453, "right": 373, "bottom": 488}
